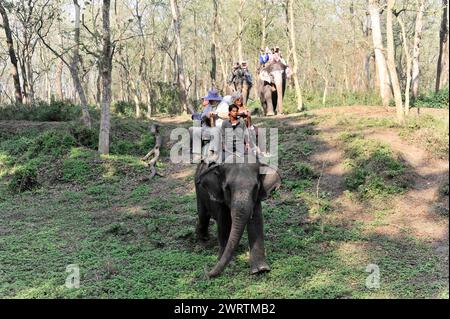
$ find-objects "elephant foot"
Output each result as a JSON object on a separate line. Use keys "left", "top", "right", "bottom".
{"left": 207, "top": 268, "right": 222, "bottom": 279}
{"left": 266, "top": 112, "right": 275, "bottom": 116}
{"left": 195, "top": 230, "right": 209, "bottom": 242}
{"left": 250, "top": 262, "right": 271, "bottom": 275}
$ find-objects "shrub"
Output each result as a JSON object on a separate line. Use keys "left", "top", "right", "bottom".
{"left": 62, "top": 159, "right": 91, "bottom": 183}
{"left": 154, "top": 82, "right": 180, "bottom": 114}
{"left": 411, "top": 88, "right": 449, "bottom": 109}
{"left": 0, "top": 136, "right": 34, "bottom": 157}
{"left": 69, "top": 124, "right": 98, "bottom": 149}
{"left": 343, "top": 136, "right": 407, "bottom": 199}
{"left": 294, "top": 162, "right": 317, "bottom": 180}
{"left": 9, "top": 164, "right": 39, "bottom": 192}
{"left": 0, "top": 101, "right": 81, "bottom": 121}
{"left": 27, "top": 130, "right": 77, "bottom": 158}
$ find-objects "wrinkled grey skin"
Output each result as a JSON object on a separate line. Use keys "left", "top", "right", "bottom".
{"left": 195, "top": 161, "right": 281, "bottom": 278}
{"left": 257, "top": 62, "right": 287, "bottom": 116}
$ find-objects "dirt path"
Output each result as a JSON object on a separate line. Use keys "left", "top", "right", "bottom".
{"left": 282, "top": 106, "right": 448, "bottom": 247}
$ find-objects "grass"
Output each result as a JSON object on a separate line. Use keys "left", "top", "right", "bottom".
{"left": 400, "top": 114, "right": 449, "bottom": 159}
{"left": 340, "top": 133, "right": 409, "bottom": 199}
{"left": 0, "top": 102, "right": 447, "bottom": 298}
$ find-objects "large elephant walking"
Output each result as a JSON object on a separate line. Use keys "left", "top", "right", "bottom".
{"left": 195, "top": 161, "right": 281, "bottom": 278}
{"left": 257, "top": 61, "right": 287, "bottom": 116}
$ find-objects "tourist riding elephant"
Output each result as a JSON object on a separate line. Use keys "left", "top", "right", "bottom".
{"left": 257, "top": 61, "right": 287, "bottom": 116}
{"left": 195, "top": 161, "right": 281, "bottom": 278}
{"left": 229, "top": 62, "right": 253, "bottom": 107}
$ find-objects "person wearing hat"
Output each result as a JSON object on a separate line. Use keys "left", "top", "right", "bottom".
{"left": 201, "top": 88, "right": 222, "bottom": 127}
{"left": 190, "top": 89, "right": 222, "bottom": 162}
{"left": 259, "top": 48, "right": 269, "bottom": 67}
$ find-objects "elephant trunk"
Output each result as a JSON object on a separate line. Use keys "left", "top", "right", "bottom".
{"left": 208, "top": 208, "right": 250, "bottom": 278}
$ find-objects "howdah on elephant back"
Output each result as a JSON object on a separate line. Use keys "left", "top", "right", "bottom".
{"left": 257, "top": 61, "right": 287, "bottom": 116}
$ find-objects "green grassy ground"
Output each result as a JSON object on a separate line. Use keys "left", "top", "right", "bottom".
{"left": 0, "top": 109, "right": 448, "bottom": 298}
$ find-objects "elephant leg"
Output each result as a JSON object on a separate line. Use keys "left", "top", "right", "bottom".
{"left": 217, "top": 209, "right": 232, "bottom": 259}
{"left": 247, "top": 201, "right": 270, "bottom": 274}
{"left": 264, "top": 86, "right": 275, "bottom": 116}
{"left": 195, "top": 195, "right": 210, "bottom": 241}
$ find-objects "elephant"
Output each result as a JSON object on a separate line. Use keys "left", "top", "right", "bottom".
{"left": 195, "top": 161, "right": 281, "bottom": 278}
{"left": 228, "top": 68, "right": 253, "bottom": 108}
{"left": 257, "top": 61, "right": 287, "bottom": 116}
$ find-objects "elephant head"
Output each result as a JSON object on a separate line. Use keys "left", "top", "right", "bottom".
{"left": 258, "top": 62, "right": 287, "bottom": 115}
{"left": 196, "top": 162, "right": 281, "bottom": 277}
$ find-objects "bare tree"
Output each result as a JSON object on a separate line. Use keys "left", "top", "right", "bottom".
{"left": 170, "top": 0, "right": 194, "bottom": 114}
{"left": 98, "top": 0, "right": 112, "bottom": 154}
{"left": 397, "top": 14, "right": 412, "bottom": 114}
{"left": 411, "top": 0, "right": 425, "bottom": 99}
{"left": 286, "top": 0, "right": 303, "bottom": 111}
{"left": 210, "top": 0, "right": 218, "bottom": 87}
{"left": 237, "top": 0, "right": 246, "bottom": 63}
{"left": 37, "top": 0, "right": 92, "bottom": 127}
{"left": 72, "top": 0, "right": 92, "bottom": 127}
{"left": 436, "top": 0, "right": 449, "bottom": 92}
{"left": 368, "top": 0, "right": 391, "bottom": 108}
{"left": 0, "top": 1, "right": 23, "bottom": 104}
{"left": 386, "top": 0, "right": 404, "bottom": 123}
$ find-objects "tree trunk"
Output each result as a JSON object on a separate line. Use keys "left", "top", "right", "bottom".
{"left": 386, "top": 0, "right": 404, "bottom": 123}
{"left": 368, "top": 0, "right": 391, "bottom": 108}
{"left": 398, "top": 16, "right": 412, "bottom": 115}
{"left": 411, "top": 0, "right": 425, "bottom": 99}
{"left": 436, "top": 0, "right": 449, "bottom": 92}
{"left": 98, "top": 0, "right": 112, "bottom": 155}
{"left": 0, "top": 2, "right": 23, "bottom": 104}
{"left": 72, "top": 0, "right": 92, "bottom": 128}
{"left": 260, "top": 0, "right": 267, "bottom": 50}
{"left": 238, "top": 0, "right": 246, "bottom": 63}
{"left": 55, "top": 59, "right": 64, "bottom": 100}
{"left": 287, "top": 0, "right": 303, "bottom": 111}
{"left": 170, "top": 0, "right": 194, "bottom": 114}
{"left": 210, "top": 0, "right": 218, "bottom": 87}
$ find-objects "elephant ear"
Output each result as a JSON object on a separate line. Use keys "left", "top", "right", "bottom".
{"left": 197, "top": 165, "right": 224, "bottom": 203}
{"left": 259, "top": 164, "right": 281, "bottom": 201}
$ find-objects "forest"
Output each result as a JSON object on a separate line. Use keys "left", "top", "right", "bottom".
{"left": 0, "top": 0, "right": 448, "bottom": 299}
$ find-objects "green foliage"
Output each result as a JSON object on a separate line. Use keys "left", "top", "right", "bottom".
{"left": 400, "top": 114, "right": 449, "bottom": 158}
{"left": 8, "top": 163, "right": 39, "bottom": 192}
{"left": 62, "top": 159, "right": 91, "bottom": 183}
{"left": 27, "top": 130, "right": 77, "bottom": 158}
{"left": 68, "top": 124, "right": 98, "bottom": 149}
{"left": 342, "top": 135, "right": 408, "bottom": 199}
{"left": 282, "top": 89, "right": 383, "bottom": 113}
{"left": 0, "top": 101, "right": 82, "bottom": 121}
{"left": 113, "top": 101, "right": 148, "bottom": 118}
{"left": 411, "top": 88, "right": 449, "bottom": 109}
{"left": 154, "top": 82, "right": 181, "bottom": 114}
{"left": 0, "top": 136, "right": 34, "bottom": 157}
{"left": 294, "top": 162, "right": 317, "bottom": 180}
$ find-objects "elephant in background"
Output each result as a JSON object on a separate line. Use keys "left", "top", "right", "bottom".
{"left": 257, "top": 61, "right": 287, "bottom": 116}
{"left": 227, "top": 67, "right": 253, "bottom": 108}
{"left": 195, "top": 161, "right": 281, "bottom": 278}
